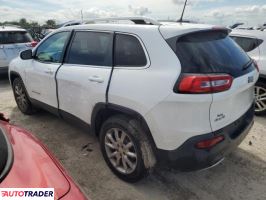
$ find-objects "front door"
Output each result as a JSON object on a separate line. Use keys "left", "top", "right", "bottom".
{"left": 25, "top": 31, "right": 70, "bottom": 109}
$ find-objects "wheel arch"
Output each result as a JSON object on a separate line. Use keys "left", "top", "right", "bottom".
{"left": 91, "top": 103, "right": 157, "bottom": 150}
{"left": 258, "top": 74, "right": 266, "bottom": 83}
{"left": 9, "top": 71, "right": 22, "bottom": 86}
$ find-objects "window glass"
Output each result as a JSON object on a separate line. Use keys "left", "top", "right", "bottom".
{"left": 230, "top": 36, "right": 263, "bottom": 52}
{"left": 167, "top": 31, "right": 253, "bottom": 77}
{"left": 115, "top": 34, "right": 147, "bottom": 67}
{"left": 66, "top": 31, "right": 112, "bottom": 66}
{"left": 35, "top": 32, "right": 69, "bottom": 63}
{"left": 0, "top": 31, "right": 33, "bottom": 44}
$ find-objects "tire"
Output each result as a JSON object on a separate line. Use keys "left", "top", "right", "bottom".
{"left": 255, "top": 81, "right": 266, "bottom": 116}
{"left": 12, "top": 77, "right": 36, "bottom": 115}
{"left": 99, "top": 115, "right": 156, "bottom": 182}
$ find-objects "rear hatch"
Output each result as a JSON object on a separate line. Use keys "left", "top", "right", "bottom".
{"left": 163, "top": 27, "right": 258, "bottom": 131}
{"left": 230, "top": 33, "right": 263, "bottom": 64}
{"left": 0, "top": 31, "right": 33, "bottom": 68}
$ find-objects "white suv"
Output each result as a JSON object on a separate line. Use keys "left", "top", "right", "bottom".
{"left": 8, "top": 18, "right": 259, "bottom": 182}
{"left": 230, "top": 30, "right": 266, "bottom": 115}
{"left": 0, "top": 26, "right": 37, "bottom": 74}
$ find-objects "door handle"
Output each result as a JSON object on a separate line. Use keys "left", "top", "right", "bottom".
{"left": 44, "top": 68, "right": 53, "bottom": 75}
{"left": 89, "top": 76, "right": 104, "bottom": 83}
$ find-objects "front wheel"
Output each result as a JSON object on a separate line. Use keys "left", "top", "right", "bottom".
{"left": 12, "top": 77, "right": 35, "bottom": 115}
{"left": 254, "top": 81, "right": 266, "bottom": 116}
{"left": 99, "top": 115, "right": 155, "bottom": 182}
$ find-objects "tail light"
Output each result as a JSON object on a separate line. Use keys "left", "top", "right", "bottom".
{"left": 253, "top": 60, "right": 259, "bottom": 72}
{"left": 177, "top": 74, "right": 233, "bottom": 94}
{"left": 195, "top": 135, "right": 224, "bottom": 149}
{"left": 26, "top": 41, "right": 38, "bottom": 48}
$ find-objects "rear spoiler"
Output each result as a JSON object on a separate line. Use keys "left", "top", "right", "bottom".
{"left": 159, "top": 23, "right": 231, "bottom": 39}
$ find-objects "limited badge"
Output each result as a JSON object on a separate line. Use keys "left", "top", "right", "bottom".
{"left": 248, "top": 76, "right": 254, "bottom": 83}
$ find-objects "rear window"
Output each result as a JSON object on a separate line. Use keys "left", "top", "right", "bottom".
{"left": 230, "top": 36, "right": 263, "bottom": 52}
{"left": 167, "top": 31, "right": 254, "bottom": 77}
{"left": 0, "top": 31, "right": 33, "bottom": 44}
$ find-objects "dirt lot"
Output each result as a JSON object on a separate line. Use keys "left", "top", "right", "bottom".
{"left": 1, "top": 75, "right": 266, "bottom": 200}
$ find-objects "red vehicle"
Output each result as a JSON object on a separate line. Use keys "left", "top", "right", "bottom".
{"left": 0, "top": 113, "right": 88, "bottom": 200}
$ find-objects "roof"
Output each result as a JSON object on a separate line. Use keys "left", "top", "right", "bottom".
{"left": 58, "top": 19, "right": 224, "bottom": 39}
{"left": 0, "top": 26, "right": 26, "bottom": 32}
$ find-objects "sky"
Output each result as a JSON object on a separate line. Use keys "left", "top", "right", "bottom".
{"left": 0, "top": 0, "right": 265, "bottom": 26}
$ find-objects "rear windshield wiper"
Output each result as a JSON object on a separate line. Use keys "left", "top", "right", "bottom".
{"left": 242, "top": 59, "right": 253, "bottom": 71}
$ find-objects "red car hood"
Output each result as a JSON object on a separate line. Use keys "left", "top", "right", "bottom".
{"left": 0, "top": 122, "right": 70, "bottom": 199}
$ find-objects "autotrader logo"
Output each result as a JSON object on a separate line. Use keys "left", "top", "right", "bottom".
{"left": 0, "top": 188, "right": 54, "bottom": 200}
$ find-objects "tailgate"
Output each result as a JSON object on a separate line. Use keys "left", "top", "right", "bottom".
{"left": 210, "top": 70, "right": 258, "bottom": 131}
{"left": 164, "top": 29, "right": 259, "bottom": 132}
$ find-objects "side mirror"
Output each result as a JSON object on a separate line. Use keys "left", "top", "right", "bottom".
{"left": 20, "top": 49, "right": 33, "bottom": 60}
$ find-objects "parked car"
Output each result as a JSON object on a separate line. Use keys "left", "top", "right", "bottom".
{"left": 0, "top": 113, "right": 87, "bottom": 199}
{"left": 9, "top": 17, "right": 259, "bottom": 182}
{"left": 230, "top": 30, "right": 266, "bottom": 115}
{"left": 0, "top": 26, "right": 37, "bottom": 74}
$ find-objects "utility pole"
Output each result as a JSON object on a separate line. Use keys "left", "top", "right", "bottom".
{"left": 81, "top": 10, "right": 84, "bottom": 23}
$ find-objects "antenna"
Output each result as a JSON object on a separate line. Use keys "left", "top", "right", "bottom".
{"left": 179, "top": 0, "right": 188, "bottom": 23}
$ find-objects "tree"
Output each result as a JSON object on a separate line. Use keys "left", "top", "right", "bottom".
{"left": 19, "top": 18, "right": 29, "bottom": 29}
{"left": 45, "top": 19, "right": 56, "bottom": 29}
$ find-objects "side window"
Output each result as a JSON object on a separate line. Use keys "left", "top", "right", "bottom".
{"left": 66, "top": 31, "right": 112, "bottom": 66}
{"left": 115, "top": 34, "right": 147, "bottom": 67}
{"left": 35, "top": 32, "right": 69, "bottom": 63}
{"left": 231, "top": 36, "right": 263, "bottom": 52}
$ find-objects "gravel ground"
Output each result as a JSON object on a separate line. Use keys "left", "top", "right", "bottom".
{"left": 1, "top": 74, "right": 266, "bottom": 200}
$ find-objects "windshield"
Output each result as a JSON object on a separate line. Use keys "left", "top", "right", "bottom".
{"left": 0, "top": 31, "right": 33, "bottom": 44}
{"left": 167, "top": 30, "right": 254, "bottom": 77}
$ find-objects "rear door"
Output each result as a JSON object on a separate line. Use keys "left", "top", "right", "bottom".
{"left": 167, "top": 30, "right": 258, "bottom": 131}
{"left": 57, "top": 30, "right": 113, "bottom": 123}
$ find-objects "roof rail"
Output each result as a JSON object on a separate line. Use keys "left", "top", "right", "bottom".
{"left": 85, "top": 17, "right": 161, "bottom": 25}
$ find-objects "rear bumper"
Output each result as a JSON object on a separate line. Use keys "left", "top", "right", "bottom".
{"left": 156, "top": 103, "right": 254, "bottom": 171}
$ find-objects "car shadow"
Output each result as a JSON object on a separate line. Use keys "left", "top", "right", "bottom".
{"left": 133, "top": 148, "right": 266, "bottom": 200}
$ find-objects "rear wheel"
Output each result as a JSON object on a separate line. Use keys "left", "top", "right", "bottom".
{"left": 255, "top": 81, "right": 266, "bottom": 115}
{"left": 99, "top": 115, "right": 155, "bottom": 182}
{"left": 12, "top": 77, "right": 36, "bottom": 115}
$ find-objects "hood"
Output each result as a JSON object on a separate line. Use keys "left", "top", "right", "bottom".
{"left": 0, "top": 123, "right": 70, "bottom": 199}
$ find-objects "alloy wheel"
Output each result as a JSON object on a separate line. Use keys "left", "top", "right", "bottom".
{"left": 104, "top": 128, "right": 137, "bottom": 174}
{"left": 255, "top": 86, "right": 266, "bottom": 113}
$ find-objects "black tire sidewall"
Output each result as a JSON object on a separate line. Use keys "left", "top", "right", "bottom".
{"left": 99, "top": 116, "right": 147, "bottom": 182}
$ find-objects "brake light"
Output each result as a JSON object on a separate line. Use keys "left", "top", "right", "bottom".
{"left": 177, "top": 74, "right": 233, "bottom": 94}
{"left": 195, "top": 135, "right": 224, "bottom": 149}
{"left": 253, "top": 60, "right": 259, "bottom": 72}
{"left": 26, "top": 41, "right": 38, "bottom": 48}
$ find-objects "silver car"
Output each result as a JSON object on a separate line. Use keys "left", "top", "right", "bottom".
{"left": 230, "top": 30, "right": 266, "bottom": 115}
{"left": 0, "top": 26, "right": 36, "bottom": 74}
